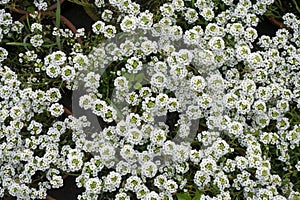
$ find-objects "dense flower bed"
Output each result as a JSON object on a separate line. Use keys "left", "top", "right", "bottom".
{"left": 0, "top": 0, "right": 300, "bottom": 199}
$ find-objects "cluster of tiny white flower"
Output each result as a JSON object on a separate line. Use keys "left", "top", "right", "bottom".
{"left": 1, "top": 0, "right": 300, "bottom": 199}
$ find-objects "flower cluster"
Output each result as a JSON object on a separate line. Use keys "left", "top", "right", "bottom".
{"left": 0, "top": 0, "right": 300, "bottom": 199}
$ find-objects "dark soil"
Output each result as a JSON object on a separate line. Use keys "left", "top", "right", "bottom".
{"left": 60, "top": 1, "right": 94, "bottom": 33}
{"left": 47, "top": 176, "right": 84, "bottom": 200}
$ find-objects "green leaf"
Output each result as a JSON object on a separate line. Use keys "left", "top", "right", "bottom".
{"left": 128, "top": 74, "right": 135, "bottom": 81}
{"left": 23, "top": 0, "right": 31, "bottom": 7}
{"left": 134, "top": 82, "right": 142, "bottom": 90}
{"left": 106, "top": 99, "right": 123, "bottom": 120}
{"left": 27, "top": 6, "right": 35, "bottom": 12}
{"left": 128, "top": 82, "right": 132, "bottom": 89}
{"left": 6, "top": 42, "right": 32, "bottom": 46}
{"left": 135, "top": 73, "right": 145, "bottom": 82}
{"left": 67, "top": 0, "right": 96, "bottom": 8}
{"left": 56, "top": 0, "right": 62, "bottom": 50}
{"left": 192, "top": 190, "right": 202, "bottom": 200}
{"left": 293, "top": 170, "right": 298, "bottom": 177}
{"left": 83, "top": 5, "right": 99, "bottom": 21}
{"left": 176, "top": 193, "right": 192, "bottom": 200}
{"left": 123, "top": 73, "right": 135, "bottom": 81}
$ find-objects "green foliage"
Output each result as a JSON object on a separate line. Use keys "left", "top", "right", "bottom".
{"left": 176, "top": 192, "right": 192, "bottom": 200}
{"left": 67, "top": 0, "right": 100, "bottom": 21}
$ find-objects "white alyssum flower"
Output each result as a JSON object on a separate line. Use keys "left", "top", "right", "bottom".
{"left": 92, "top": 20, "right": 105, "bottom": 34}
{"left": 121, "top": 15, "right": 138, "bottom": 32}
{"left": 49, "top": 103, "right": 64, "bottom": 117}
{"left": 30, "top": 34, "right": 44, "bottom": 47}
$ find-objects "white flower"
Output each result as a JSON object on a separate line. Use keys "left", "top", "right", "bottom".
{"left": 116, "top": 160, "right": 131, "bottom": 175}
{"left": 295, "top": 161, "right": 300, "bottom": 171}
{"left": 185, "top": 8, "right": 198, "bottom": 24}
{"left": 92, "top": 99, "right": 107, "bottom": 116}
{"left": 0, "top": 0, "right": 11, "bottom": 5}
{"left": 10, "top": 106, "right": 25, "bottom": 119}
{"left": 213, "top": 172, "right": 230, "bottom": 191}
{"left": 169, "top": 65, "right": 188, "bottom": 81}
{"left": 194, "top": 170, "right": 211, "bottom": 189}
{"left": 276, "top": 99, "right": 289, "bottom": 112}
{"left": 276, "top": 117, "right": 290, "bottom": 130}
{"left": 150, "top": 128, "right": 167, "bottom": 146}
{"left": 120, "top": 15, "right": 137, "bottom": 32}
{"left": 50, "top": 175, "right": 63, "bottom": 188}
{"left": 183, "top": 29, "right": 200, "bottom": 45}
{"left": 171, "top": 0, "right": 184, "bottom": 11}
{"left": 79, "top": 94, "right": 93, "bottom": 110}
{"left": 138, "top": 11, "right": 153, "bottom": 29}
{"left": 167, "top": 97, "right": 180, "bottom": 112}
{"left": 154, "top": 174, "right": 167, "bottom": 189}
{"left": 116, "top": 192, "right": 130, "bottom": 200}
{"left": 229, "top": 23, "right": 244, "bottom": 37}
{"left": 85, "top": 177, "right": 102, "bottom": 193}
{"left": 208, "top": 36, "right": 225, "bottom": 51}
{"left": 141, "top": 40, "right": 157, "bottom": 55}
{"left": 255, "top": 113, "right": 270, "bottom": 128}
{"left": 120, "top": 40, "right": 135, "bottom": 57}
{"left": 84, "top": 72, "right": 100, "bottom": 89}
{"left": 145, "top": 191, "right": 160, "bottom": 200}
{"left": 245, "top": 27, "right": 258, "bottom": 42}
{"left": 95, "top": 0, "right": 104, "bottom": 7}
{"left": 141, "top": 161, "right": 157, "bottom": 178}
{"left": 30, "top": 34, "right": 44, "bottom": 47}
{"left": 125, "top": 56, "right": 142, "bottom": 73}
{"left": 127, "top": 127, "right": 143, "bottom": 145}
{"left": 103, "top": 25, "right": 116, "bottom": 38}
{"left": 92, "top": 20, "right": 105, "bottom": 34}
{"left": 0, "top": 47, "right": 8, "bottom": 62}
{"left": 101, "top": 105, "right": 117, "bottom": 123}
{"left": 104, "top": 171, "right": 122, "bottom": 192}
{"left": 136, "top": 184, "right": 150, "bottom": 199}
{"left": 253, "top": 100, "right": 267, "bottom": 113}
{"left": 205, "top": 23, "right": 222, "bottom": 36}
{"left": 27, "top": 120, "right": 43, "bottom": 135}
{"left": 201, "top": 7, "right": 215, "bottom": 21}
{"left": 101, "top": 9, "right": 113, "bottom": 22}
{"left": 235, "top": 156, "right": 248, "bottom": 170}
{"left": 222, "top": 0, "right": 234, "bottom": 5}
{"left": 200, "top": 157, "right": 217, "bottom": 175}
{"left": 190, "top": 76, "right": 206, "bottom": 92}
{"left": 164, "top": 179, "right": 178, "bottom": 193}
{"left": 150, "top": 72, "right": 166, "bottom": 88}
{"left": 46, "top": 88, "right": 61, "bottom": 102}
{"left": 30, "top": 22, "right": 43, "bottom": 32}
{"left": 33, "top": 0, "right": 48, "bottom": 10}
{"left": 127, "top": 2, "right": 140, "bottom": 15}
{"left": 160, "top": 3, "right": 175, "bottom": 17}
{"left": 49, "top": 103, "right": 64, "bottom": 117}
{"left": 50, "top": 51, "right": 67, "bottom": 66}
{"left": 236, "top": 99, "right": 251, "bottom": 114}
{"left": 73, "top": 53, "right": 89, "bottom": 71}
{"left": 46, "top": 64, "right": 61, "bottom": 78}
{"left": 253, "top": 2, "right": 267, "bottom": 15}
{"left": 124, "top": 92, "right": 139, "bottom": 106}
{"left": 124, "top": 176, "right": 142, "bottom": 192}
{"left": 61, "top": 65, "right": 76, "bottom": 81}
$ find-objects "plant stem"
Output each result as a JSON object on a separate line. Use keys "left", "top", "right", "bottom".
{"left": 267, "top": 16, "right": 285, "bottom": 28}
{"left": 47, "top": 0, "right": 65, "bottom": 11}
{"left": 56, "top": 0, "right": 62, "bottom": 50}
{"left": 46, "top": 195, "right": 56, "bottom": 200}
{"left": 292, "top": 0, "right": 300, "bottom": 13}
